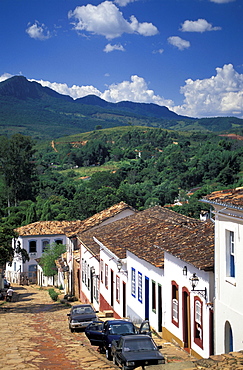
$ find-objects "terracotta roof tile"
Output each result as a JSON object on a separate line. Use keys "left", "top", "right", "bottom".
{"left": 79, "top": 206, "right": 214, "bottom": 271}
{"left": 16, "top": 202, "right": 135, "bottom": 237}
{"left": 202, "top": 187, "right": 243, "bottom": 209}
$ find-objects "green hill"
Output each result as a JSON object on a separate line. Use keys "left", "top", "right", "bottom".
{"left": 0, "top": 76, "right": 243, "bottom": 141}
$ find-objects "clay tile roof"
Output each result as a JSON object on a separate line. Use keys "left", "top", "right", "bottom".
{"left": 76, "top": 201, "right": 136, "bottom": 235}
{"left": 202, "top": 187, "right": 243, "bottom": 210}
{"left": 80, "top": 206, "right": 214, "bottom": 270}
{"left": 16, "top": 202, "right": 135, "bottom": 237}
{"left": 16, "top": 220, "right": 83, "bottom": 237}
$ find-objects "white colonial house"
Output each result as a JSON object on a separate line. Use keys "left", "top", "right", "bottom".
{"left": 125, "top": 216, "right": 214, "bottom": 359}
{"left": 78, "top": 205, "right": 215, "bottom": 359}
{"left": 202, "top": 187, "right": 243, "bottom": 354}
{"left": 5, "top": 221, "right": 80, "bottom": 288}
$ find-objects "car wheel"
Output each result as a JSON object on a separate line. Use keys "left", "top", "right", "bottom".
{"left": 105, "top": 348, "right": 111, "bottom": 360}
{"left": 122, "top": 364, "right": 129, "bottom": 370}
{"left": 69, "top": 326, "right": 75, "bottom": 333}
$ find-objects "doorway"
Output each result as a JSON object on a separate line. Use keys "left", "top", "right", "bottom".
{"left": 145, "top": 276, "right": 149, "bottom": 320}
{"left": 158, "top": 284, "right": 162, "bottom": 332}
{"left": 182, "top": 288, "right": 191, "bottom": 353}
{"left": 110, "top": 269, "right": 114, "bottom": 307}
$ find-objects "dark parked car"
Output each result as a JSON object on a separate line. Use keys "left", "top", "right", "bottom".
{"left": 67, "top": 304, "right": 98, "bottom": 332}
{"left": 85, "top": 319, "right": 151, "bottom": 360}
{"left": 111, "top": 334, "right": 165, "bottom": 370}
{"left": 4, "top": 279, "right": 10, "bottom": 289}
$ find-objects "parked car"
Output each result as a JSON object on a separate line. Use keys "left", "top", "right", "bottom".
{"left": 85, "top": 319, "right": 151, "bottom": 360}
{"left": 67, "top": 304, "right": 98, "bottom": 332}
{"left": 4, "top": 279, "right": 10, "bottom": 289}
{"left": 111, "top": 334, "right": 165, "bottom": 370}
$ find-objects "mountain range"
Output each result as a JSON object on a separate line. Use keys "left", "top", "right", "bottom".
{"left": 0, "top": 76, "right": 242, "bottom": 141}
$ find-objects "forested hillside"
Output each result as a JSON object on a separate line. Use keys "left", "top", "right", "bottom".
{"left": 0, "top": 127, "right": 242, "bottom": 235}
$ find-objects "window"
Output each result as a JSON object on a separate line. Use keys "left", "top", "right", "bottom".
{"left": 131, "top": 267, "right": 136, "bottom": 297}
{"left": 152, "top": 280, "right": 156, "bottom": 311}
{"left": 82, "top": 258, "right": 84, "bottom": 282}
{"left": 138, "top": 272, "right": 142, "bottom": 303}
{"left": 42, "top": 240, "right": 50, "bottom": 253}
{"left": 100, "top": 260, "right": 104, "bottom": 283}
{"left": 105, "top": 264, "right": 108, "bottom": 288}
{"left": 87, "top": 264, "right": 90, "bottom": 290}
{"left": 84, "top": 261, "right": 87, "bottom": 285}
{"left": 55, "top": 239, "right": 63, "bottom": 245}
{"left": 116, "top": 275, "right": 120, "bottom": 302}
{"left": 226, "top": 230, "right": 235, "bottom": 278}
{"left": 29, "top": 240, "right": 37, "bottom": 253}
{"left": 194, "top": 298, "right": 203, "bottom": 348}
{"left": 172, "top": 281, "right": 179, "bottom": 327}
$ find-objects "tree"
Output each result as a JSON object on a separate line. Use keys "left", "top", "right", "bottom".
{"left": 0, "top": 134, "right": 37, "bottom": 208}
{"left": 0, "top": 224, "right": 29, "bottom": 266}
{"left": 39, "top": 243, "right": 66, "bottom": 277}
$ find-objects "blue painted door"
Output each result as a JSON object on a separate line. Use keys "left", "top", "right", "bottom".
{"left": 145, "top": 276, "right": 149, "bottom": 320}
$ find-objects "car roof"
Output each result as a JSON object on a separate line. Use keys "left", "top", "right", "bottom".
{"left": 122, "top": 334, "right": 152, "bottom": 340}
{"left": 106, "top": 319, "right": 133, "bottom": 324}
{"left": 72, "top": 304, "right": 92, "bottom": 309}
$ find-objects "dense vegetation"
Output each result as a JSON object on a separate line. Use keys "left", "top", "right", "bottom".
{"left": 0, "top": 127, "right": 242, "bottom": 241}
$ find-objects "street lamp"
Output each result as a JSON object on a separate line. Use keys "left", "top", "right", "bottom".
{"left": 189, "top": 273, "right": 207, "bottom": 300}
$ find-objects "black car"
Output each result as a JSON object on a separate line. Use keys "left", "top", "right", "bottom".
{"left": 111, "top": 334, "right": 165, "bottom": 370}
{"left": 85, "top": 319, "right": 151, "bottom": 360}
{"left": 67, "top": 304, "right": 98, "bottom": 332}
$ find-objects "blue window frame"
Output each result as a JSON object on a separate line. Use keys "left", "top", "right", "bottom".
{"left": 131, "top": 267, "right": 136, "bottom": 297}
{"left": 226, "top": 230, "right": 235, "bottom": 278}
{"left": 138, "top": 271, "right": 142, "bottom": 303}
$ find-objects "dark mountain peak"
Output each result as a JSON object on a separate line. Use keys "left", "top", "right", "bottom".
{"left": 0, "top": 75, "right": 73, "bottom": 102}
{"left": 76, "top": 94, "right": 111, "bottom": 108}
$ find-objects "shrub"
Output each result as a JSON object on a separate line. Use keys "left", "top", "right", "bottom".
{"left": 48, "top": 288, "right": 59, "bottom": 301}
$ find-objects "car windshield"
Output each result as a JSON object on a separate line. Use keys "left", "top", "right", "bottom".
{"left": 109, "top": 323, "right": 134, "bottom": 335}
{"left": 123, "top": 338, "right": 157, "bottom": 352}
{"left": 73, "top": 306, "right": 94, "bottom": 315}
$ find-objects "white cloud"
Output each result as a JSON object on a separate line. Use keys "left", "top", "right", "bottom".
{"left": 172, "top": 64, "right": 243, "bottom": 118}
{"left": 0, "top": 73, "right": 13, "bottom": 82}
{"left": 181, "top": 19, "right": 221, "bottom": 32}
{"left": 104, "top": 43, "right": 125, "bottom": 52}
{"left": 152, "top": 49, "right": 164, "bottom": 54}
{"left": 114, "top": 0, "right": 138, "bottom": 6}
{"left": 168, "top": 36, "right": 190, "bottom": 50}
{"left": 2, "top": 64, "right": 242, "bottom": 118}
{"left": 26, "top": 21, "right": 51, "bottom": 40}
{"left": 68, "top": 1, "right": 158, "bottom": 40}
{"left": 210, "top": 0, "right": 235, "bottom": 3}
{"left": 29, "top": 79, "right": 102, "bottom": 100}
{"left": 101, "top": 75, "right": 173, "bottom": 106}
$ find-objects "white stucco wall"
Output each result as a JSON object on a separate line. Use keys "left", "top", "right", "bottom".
{"left": 126, "top": 251, "right": 164, "bottom": 330}
{"left": 6, "top": 234, "right": 67, "bottom": 281}
{"left": 164, "top": 252, "right": 214, "bottom": 359}
{"left": 80, "top": 243, "right": 100, "bottom": 311}
{"left": 214, "top": 208, "right": 243, "bottom": 354}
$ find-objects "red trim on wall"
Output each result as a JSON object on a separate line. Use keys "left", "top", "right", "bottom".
{"left": 194, "top": 296, "right": 203, "bottom": 349}
{"left": 171, "top": 280, "right": 179, "bottom": 327}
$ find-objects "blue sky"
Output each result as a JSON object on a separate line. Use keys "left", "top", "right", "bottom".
{"left": 0, "top": 0, "right": 242, "bottom": 118}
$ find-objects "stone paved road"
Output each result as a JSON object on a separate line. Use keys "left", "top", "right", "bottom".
{"left": 0, "top": 285, "right": 197, "bottom": 370}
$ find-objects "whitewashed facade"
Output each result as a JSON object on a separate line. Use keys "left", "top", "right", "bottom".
{"left": 208, "top": 199, "right": 243, "bottom": 354}
{"left": 6, "top": 234, "right": 66, "bottom": 285}
{"left": 163, "top": 252, "right": 214, "bottom": 359}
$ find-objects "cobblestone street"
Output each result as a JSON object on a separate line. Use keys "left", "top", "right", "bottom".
{"left": 1, "top": 285, "right": 242, "bottom": 370}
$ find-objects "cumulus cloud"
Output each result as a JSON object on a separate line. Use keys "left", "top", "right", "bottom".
{"left": 210, "top": 0, "right": 235, "bottom": 3}
{"left": 101, "top": 75, "right": 173, "bottom": 106}
{"left": 114, "top": 0, "right": 138, "bottom": 6}
{"left": 104, "top": 43, "right": 125, "bottom": 52}
{"left": 172, "top": 64, "right": 243, "bottom": 118}
{"left": 68, "top": 1, "right": 158, "bottom": 39}
{"left": 181, "top": 19, "right": 221, "bottom": 32}
{"left": 0, "top": 73, "right": 13, "bottom": 82}
{"left": 26, "top": 21, "right": 51, "bottom": 40}
{"left": 168, "top": 36, "right": 190, "bottom": 50}
{"left": 29, "top": 79, "right": 102, "bottom": 100}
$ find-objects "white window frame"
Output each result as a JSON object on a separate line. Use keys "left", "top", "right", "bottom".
{"left": 172, "top": 298, "right": 179, "bottom": 323}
